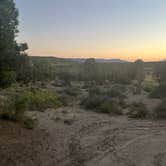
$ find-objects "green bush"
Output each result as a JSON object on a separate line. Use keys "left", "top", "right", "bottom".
{"left": 81, "top": 86, "right": 123, "bottom": 115}
{"left": 23, "top": 88, "right": 62, "bottom": 111}
{"left": 0, "top": 92, "right": 28, "bottom": 121}
{"left": 127, "top": 102, "right": 147, "bottom": 119}
{"left": 0, "top": 71, "right": 16, "bottom": 88}
{"left": 23, "top": 117, "right": 36, "bottom": 129}
{"left": 0, "top": 93, "right": 36, "bottom": 129}
{"left": 153, "top": 100, "right": 166, "bottom": 119}
{"left": 0, "top": 87, "right": 62, "bottom": 127}
{"left": 82, "top": 95, "right": 104, "bottom": 110}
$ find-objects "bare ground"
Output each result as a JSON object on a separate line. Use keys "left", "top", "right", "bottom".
{"left": 1, "top": 106, "right": 166, "bottom": 166}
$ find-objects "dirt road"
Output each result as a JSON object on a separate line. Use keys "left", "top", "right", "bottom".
{"left": 1, "top": 107, "right": 166, "bottom": 166}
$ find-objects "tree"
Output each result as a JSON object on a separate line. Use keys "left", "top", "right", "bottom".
{"left": 19, "top": 43, "right": 28, "bottom": 54}
{"left": 0, "top": 0, "right": 30, "bottom": 86}
{"left": 154, "top": 62, "right": 166, "bottom": 82}
{"left": 0, "top": 0, "right": 19, "bottom": 71}
{"left": 84, "top": 58, "right": 100, "bottom": 82}
{"left": 134, "top": 59, "right": 145, "bottom": 83}
{"left": 134, "top": 59, "right": 145, "bottom": 93}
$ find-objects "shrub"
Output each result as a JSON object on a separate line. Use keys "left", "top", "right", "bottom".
{"left": 99, "top": 101, "right": 122, "bottom": 115}
{"left": 150, "top": 81, "right": 166, "bottom": 98}
{"left": 0, "top": 92, "right": 28, "bottom": 121}
{"left": 0, "top": 95, "right": 8, "bottom": 115}
{"left": 88, "top": 86, "right": 103, "bottom": 96}
{"left": 23, "top": 117, "right": 36, "bottom": 129}
{"left": 82, "top": 95, "right": 104, "bottom": 110}
{"left": 64, "top": 86, "right": 80, "bottom": 97}
{"left": 127, "top": 102, "right": 147, "bottom": 119}
{"left": 153, "top": 100, "right": 166, "bottom": 119}
{"left": 0, "top": 71, "right": 16, "bottom": 88}
{"left": 24, "top": 88, "right": 62, "bottom": 111}
{"left": 0, "top": 87, "right": 62, "bottom": 129}
{"left": 108, "top": 85, "right": 126, "bottom": 99}
{"left": 81, "top": 86, "right": 123, "bottom": 115}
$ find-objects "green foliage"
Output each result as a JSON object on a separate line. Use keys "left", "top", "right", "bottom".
{"left": 32, "top": 60, "right": 55, "bottom": 82}
{"left": 0, "top": 70, "right": 16, "bottom": 88}
{"left": 19, "top": 43, "right": 28, "bottom": 53}
{"left": 81, "top": 86, "right": 123, "bottom": 115}
{"left": 0, "top": 0, "right": 19, "bottom": 56}
{"left": 23, "top": 117, "right": 35, "bottom": 129}
{"left": 23, "top": 88, "right": 62, "bottom": 111}
{"left": 83, "top": 58, "right": 104, "bottom": 83}
{"left": 0, "top": 0, "right": 31, "bottom": 86}
{"left": 134, "top": 59, "right": 145, "bottom": 85}
{"left": 82, "top": 95, "right": 122, "bottom": 115}
{"left": 0, "top": 87, "right": 62, "bottom": 125}
{"left": 127, "top": 102, "right": 147, "bottom": 119}
{"left": 0, "top": 92, "right": 28, "bottom": 121}
{"left": 57, "top": 71, "right": 73, "bottom": 85}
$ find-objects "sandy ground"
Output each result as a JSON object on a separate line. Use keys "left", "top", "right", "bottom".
{"left": 1, "top": 106, "right": 166, "bottom": 166}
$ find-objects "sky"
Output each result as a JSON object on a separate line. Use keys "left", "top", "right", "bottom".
{"left": 15, "top": 0, "right": 166, "bottom": 61}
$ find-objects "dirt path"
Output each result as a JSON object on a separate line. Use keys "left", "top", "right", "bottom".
{"left": 31, "top": 107, "right": 166, "bottom": 166}
{"left": 1, "top": 107, "right": 166, "bottom": 166}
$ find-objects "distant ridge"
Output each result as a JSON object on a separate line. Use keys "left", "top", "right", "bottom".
{"left": 30, "top": 56, "right": 128, "bottom": 63}
{"left": 67, "top": 58, "right": 128, "bottom": 63}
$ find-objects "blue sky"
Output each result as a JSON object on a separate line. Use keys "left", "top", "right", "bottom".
{"left": 15, "top": 0, "right": 166, "bottom": 61}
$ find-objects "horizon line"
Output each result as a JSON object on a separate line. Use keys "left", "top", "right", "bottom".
{"left": 28, "top": 54, "right": 164, "bottom": 63}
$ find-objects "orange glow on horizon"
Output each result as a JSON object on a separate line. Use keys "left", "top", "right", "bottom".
{"left": 28, "top": 48, "right": 166, "bottom": 62}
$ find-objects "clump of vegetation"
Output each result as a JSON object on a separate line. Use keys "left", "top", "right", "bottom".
{"left": 81, "top": 86, "right": 123, "bottom": 115}
{"left": 150, "top": 81, "right": 166, "bottom": 98}
{"left": 56, "top": 85, "right": 81, "bottom": 106}
{"left": 23, "top": 117, "right": 36, "bottom": 129}
{"left": 0, "top": 87, "right": 62, "bottom": 129}
{"left": 142, "top": 71, "right": 157, "bottom": 93}
{"left": 0, "top": 95, "right": 8, "bottom": 116}
{"left": 0, "top": 71, "right": 16, "bottom": 88}
{"left": 64, "top": 86, "right": 81, "bottom": 97}
{"left": 0, "top": 92, "right": 28, "bottom": 121}
{"left": 99, "top": 100, "right": 122, "bottom": 115}
{"left": 127, "top": 102, "right": 148, "bottom": 119}
{"left": 107, "top": 84, "right": 126, "bottom": 99}
{"left": 24, "top": 88, "right": 62, "bottom": 111}
{"left": 0, "top": 92, "right": 35, "bottom": 129}
{"left": 153, "top": 100, "right": 166, "bottom": 119}
{"left": 82, "top": 95, "right": 103, "bottom": 110}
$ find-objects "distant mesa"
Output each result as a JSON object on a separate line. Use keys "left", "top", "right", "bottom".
{"left": 67, "top": 58, "right": 127, "bottom": 63}
{"left": 31, "top": 56, "right": 128, "bottom": 63}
